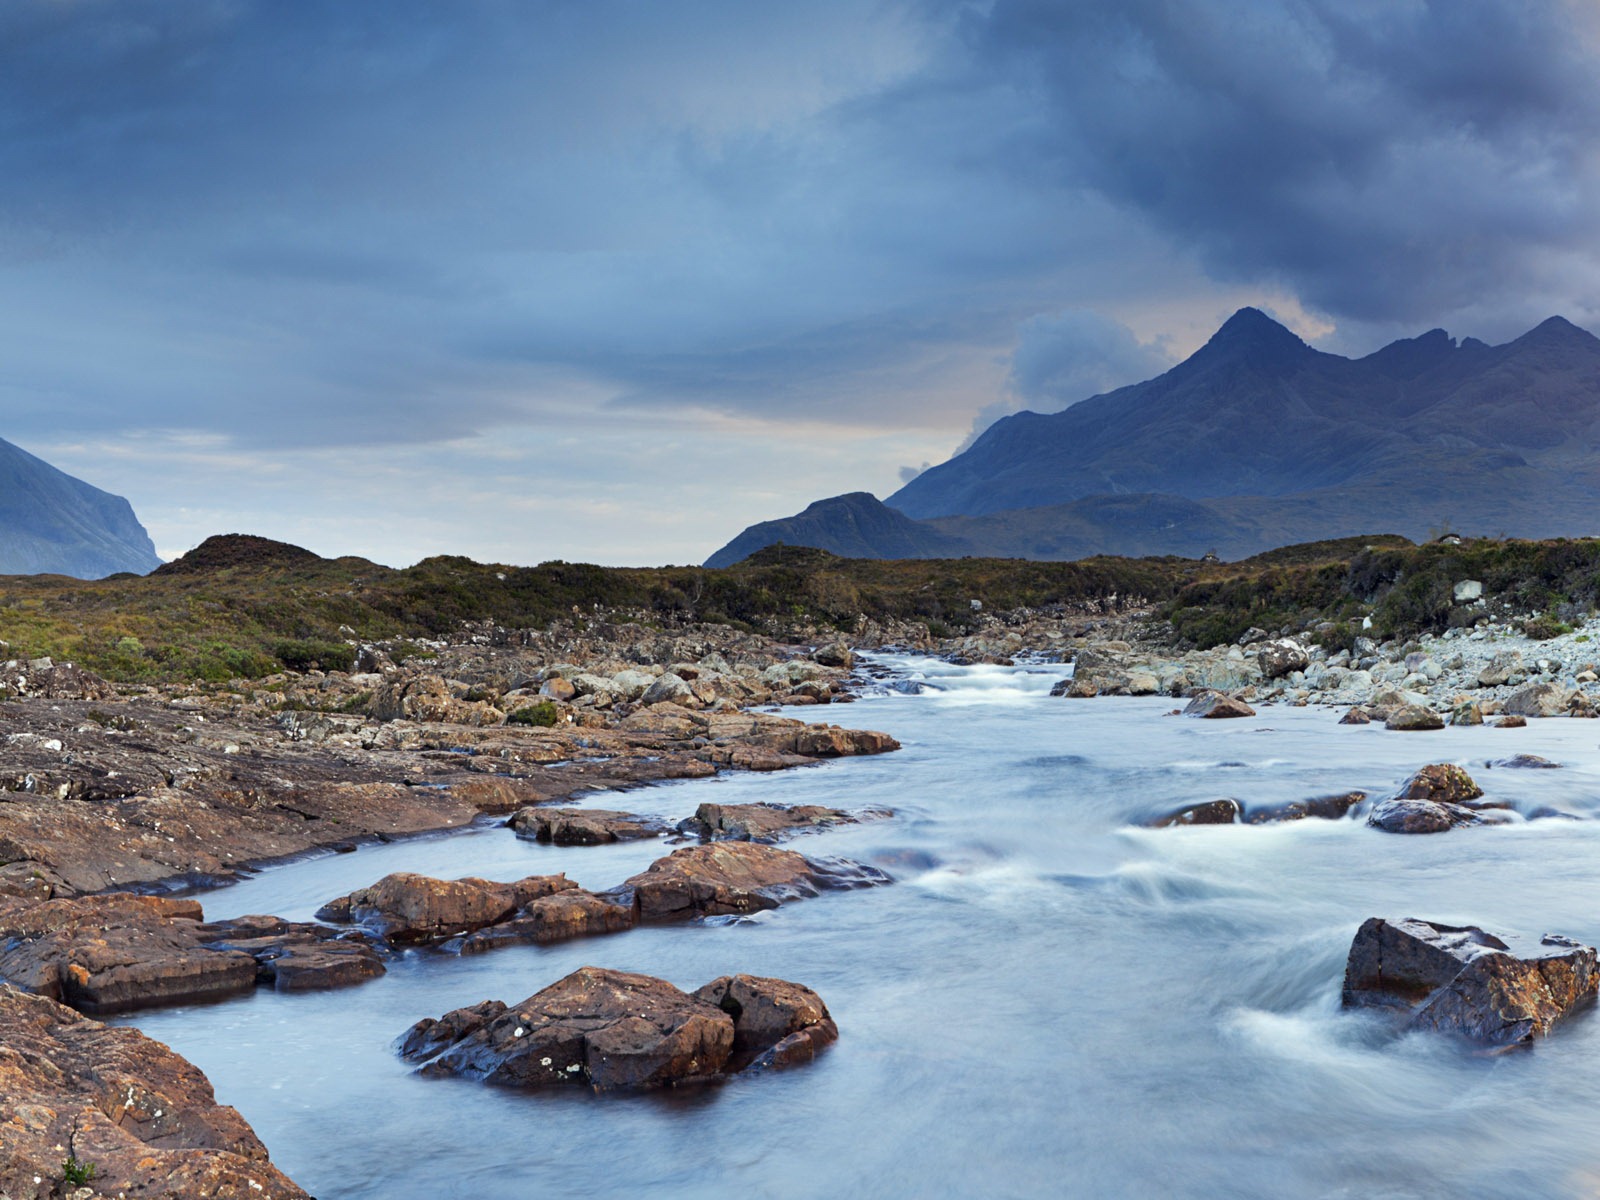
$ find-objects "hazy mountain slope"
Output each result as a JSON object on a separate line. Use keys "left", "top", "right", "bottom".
{"left": 0, "top": 437, "right": 162, "bottom": 577}
{"left": 706, "top": 309, "right": 1600, "bottom": 566}
{"left": 705, "top": 492, "right": 970, "bottom": 568}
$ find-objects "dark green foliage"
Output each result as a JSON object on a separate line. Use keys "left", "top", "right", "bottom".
{"left": 61, "top": 1156, "right": 97, "bottom": 1185}
{"left": 273, "top": 640, "right": 356, "bottom": 673}
{"left": 1523, "top": 615, "right": 1573, "bottom": 640}
{"left": 506, "top": 701, "right": 559, "bottom": 726}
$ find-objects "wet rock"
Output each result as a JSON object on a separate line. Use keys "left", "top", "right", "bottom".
{"left": 1495, "top": 714, "right": 1528, "bottom": 728}
{"left": 1338, "top": 707, "right": 1372, "bottom": 725}
{"left": 196, "top": 914, "right": 387, "bottom": 992}
{"left": 0, "top": 985, "right": 311, "bottom": 1197}
{"left": 615, "top": 842, "right": 889, "bottom": 921}
{"left": 1397, "top": 763, "right": 1483, "bottom": 804}
{"left": 692, "top": 974, "right": 839, "bottom": 1071}
{"left": 790, "top": 725, "right": 899, "bottom": 757}
{"left": 1365, "top": 799, "right": 1485, "bottom": 834}
{"left": 1385, "top": 704, "right": 1444, "bottom": 731}
{"left": 1148, "top": 798, "right": 1242, "bottom": 827}
{"left": 0, "top": 894, "right": 257, "bottom": 1014}
{"left": 1450, "top": 702, "right": 1483, "bottom": 727}
{"left": 1341, "top": 917, "right": 1597, "bottom": 1048}
{"left": 399, "top": 967, "right": 837, "bottom": 1090}
{"left": 1487, "top": 754, "right": 1561, "bottom": 769}
{"left": 451, "top": 890, "right": 636, "bottom": 953}
{"left": 1503, "top": 681, "right": 1574, "bottom": 718}
{"left": 1182, "top": 692, "right": 1255, "bottom": 719}
{"left": 1051, "top": 677, "right": 1098, "bottom": 698}
{"left": 400, "top": 967, "right": 735, "bottom": 1089}
{"left": 677, "top": 801, "right": 882, "bottom": 843}
{"left": 316, "top": 871, "right": 577, "bottom": 944}
{"left": 1246, "top": 792, "right": 1365, "bottom": 824}
{"left": 508, "top": 807, "right": 670, "bottom": 845}
{"left": 813, "top": 643, "right": 854, "bottom": 669}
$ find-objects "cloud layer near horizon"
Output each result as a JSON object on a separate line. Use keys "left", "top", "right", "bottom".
{"left": 4, "top": 0, "right": 1599, "bottom": 565}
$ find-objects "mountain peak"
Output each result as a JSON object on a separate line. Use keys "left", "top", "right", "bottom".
{"left": 1191, "top": 307, "right": 1317, "bottom": 370}
{"left": 1514, "top": 315, "right": 1600, "bottom": 350}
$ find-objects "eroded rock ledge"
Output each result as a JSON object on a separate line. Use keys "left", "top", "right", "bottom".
{"left": 0, "top": 984, "right": 310, "bottom": 1199}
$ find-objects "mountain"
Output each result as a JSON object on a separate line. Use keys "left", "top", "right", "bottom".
{"left": 706, "top": 309, "right": 1600, "bottom": 565}
{"left": 0, "top": 437, "right": 162, "bottom": 577}
{"left": 704, "top": 492, "right": 968, "bottom": 568}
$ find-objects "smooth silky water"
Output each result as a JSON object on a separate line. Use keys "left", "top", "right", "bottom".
{"left": 116, "top": 656, "right": 1600, "bottom": 1198}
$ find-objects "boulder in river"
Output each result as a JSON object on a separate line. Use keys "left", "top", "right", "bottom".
{"left": 397, "top": 966, "right": 837, "bottom": 1089}
{"left": 0, "top": 985, "right": 311, "bottom": 1196}
{"left": 1148, "top": 798, "right": 1242, "bottom": 827}
{"left": 677, "top": 800, "right": 884, "bottom": 843}
{"left": 1502, "top": 681, "right": 1574, "bottom": 718}
{"left": 1397, "top": 763, "right": 1483, "bottom": 804}
{"left": 1486, "top": 753, "right": 1561, "bottom": 769}
{"left": 508, "top": 806, "right": 671, "bottom": 845}
{"left": 1385, "top": 704, "right": 1444, "bottom": 731}
{"left": 1182, "top": 692, "right": 1255, "bottom": 719}
{"left": 1338, "top": 707, "right": 1372, "bottom": 725}
{"left": 316, "top": 871, "right": 579, "bottom": 944}
{"left": 614, "top": 842, "right": 890, "bottom": 921}
{"left": 1246, "top": 792, "right": 1366, "bottom": 824}
{"left": 1365, "top": 799, "right": 1489, "bottom": 834}
{"left": 1341, "top": 917, "right": 1597, "bottom": 1049}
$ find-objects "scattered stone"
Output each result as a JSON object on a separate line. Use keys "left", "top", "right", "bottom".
{"left": 1255, "top": 639, "right": 1309, "bottom": 680}
{"left": 1147, "top": 799, "right": 1242, "bottom": 827}
{"left": 398, "top": 966, "right": 836, "bottom": 1089}
{"left": 508, "top": 807, "right": 671, "bottom": 845}
{"left": 677, "top": 801, "right": 882, "bottom": 843}
{"left": 0, "top": 985, "right": 311, "bottom": 1196}
{"left": 1476, "top": 650, "right": 1525, "bottom": 688}
{"left": 1051, "top": 677, "right": 1098, "bottom": 698}
{"left": 1486, "top": 754, "right": 1561, "bottom": 769}
{"left": 813, "top": 643, "right": 854, "bottom": 669}
{"left": 615, "top": 842, "right": 889, "bottom": 921}
{"left": 1503, "top": 681, "right": 1574, "bottom": 718}
{"left": 1182, "top": 692, "right": 1255, "bottom": 719}
{"left": 1246, "top": 792, "right": 1365, "bottom": 824}
{"left": 1385, "top": 704, "right": 1444, "bottom": 731}
{"left": 1449, "top": 701, "right": 1483, "bottom": 726}
{"left": 315, "top": 871, "right": 578, "bottom": 945}
{"left": 1341, "top": 917, "right": 1597, "bottom": 1049}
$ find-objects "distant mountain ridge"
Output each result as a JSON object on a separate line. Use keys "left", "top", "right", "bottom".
{"left": 706, "top": 308, "right": 1600, "bottom": 566}
{"left": 0, "top": 437, "right": 162, "bottom": 577}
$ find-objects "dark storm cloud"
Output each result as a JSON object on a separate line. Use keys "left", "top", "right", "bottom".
{"left": 943, "top": 0, "right": 1600, "bottom": 328}
{"left": 2, "top": 0, "right": 1600, "bottom": 560}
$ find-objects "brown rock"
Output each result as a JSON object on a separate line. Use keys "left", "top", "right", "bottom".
{"left": 1397, "top": 764, "right": 1483, "bottom": 804}
{"left": 1495, "top": 714, "right": 1528, "bottom": 728}
{"left": 1245, "top": 792, "right": 1365, "bottom": 824}
{"left": 0, "top": 985, "right": 310, "bottom": 1197}
{"left": 1385, "top": 704, "right": 1444, "bottom": 731}
{"left": 1338, "top": 707, "right": 1372, "bottom": 725}
{"left": 678, "top": 801, "right": 884, "bottom": 843}
{"left": 1147, "top": 799, "right": 1242, "bottom": 828}
{"left": 508, "top": 806, "right": 670, "bottom": 845}
{"left": 315, "top": 871, "right": 577, "bottom": 944}
{"left": 400, "top": 967, "right": 735, "bottom": 1090}
{"left": 1182, "top": 692, "right": 1255, "bottom": 718}
{"left": 452, "top": 890, "right": 635, "bottom": 952}
{"left": 1487, "top": 754, "right": 1561, "bottom": 769}
{"left": 791, "top": 725, "right": 900, "bottom": 757}
{"left": 1365, "top": 799, "right": 1483, "bottom": 834}
{"left": 693, "top": 974, "right": 839, "bottom": 1071}
{"left": 616, "top": 842, "right": 889, "bottom": 922}
{"left": 1341, "top": 917, "right": 1597, "bottom": 1048}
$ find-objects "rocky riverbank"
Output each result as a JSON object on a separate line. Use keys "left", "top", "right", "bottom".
{"left": 0, "top": 621, "right": 904, "bottom": 1195}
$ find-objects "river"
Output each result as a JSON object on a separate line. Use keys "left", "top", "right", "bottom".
{"left": 117, "top": 656, "right": 1600, "bottom": 1199}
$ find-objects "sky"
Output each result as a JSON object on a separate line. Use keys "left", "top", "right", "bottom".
{"left": 4, "top": 0, "right": 1600, "bottom": 566}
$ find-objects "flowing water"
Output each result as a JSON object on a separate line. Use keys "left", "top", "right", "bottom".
{"left": 118, "top": 656, "right": 1600, "bottom": 1199}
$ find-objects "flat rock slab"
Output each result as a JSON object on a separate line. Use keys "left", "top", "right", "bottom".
{"left": 615, "top": 842, "right": 891, "bottom": 921}
{"left": 1341, "top": 917, "right": 1597, "bottom": 1048}
{"left": 1366, "top": 798, "right": 1511, "bottom": 834}
{"left": 1487, "top": 754, "right": 1561, "bottom": 769}
{"left": 1245, "top": 791, "right": 1366, "bottom": 824}
{"left": 677, "top": 801, "right": 890, "bottom": 843}
{"left": 398, "top": 966, "right": 836, "bottom": 1090}
{"left": 1147, "top": 799, "right": 1241, "bottom": 827}
{"left": 509, "top": 807, "right": 671, "bottom": 845}
{"left": 1182, "top": 692, "right": 1255, "bottom": 719}
{"left": 0, "top": 984, "right": 310, "bottom": 1197}
{"left": 0, "top": 895, "right": 386, "bottom": 1013}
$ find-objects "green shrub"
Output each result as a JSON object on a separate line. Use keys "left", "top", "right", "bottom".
{"left": 506, "top": 701, "right": 559, "bottom": 726}
{"left": 273, "top": 639, "right": 356, "bottom": 672}
{"left": 1523, "top": 615, "right": 1572, "bottom": 641}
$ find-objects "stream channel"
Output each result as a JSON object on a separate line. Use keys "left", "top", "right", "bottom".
{"left": 116, "top": 655, "right": 1600, "bottom": 1199}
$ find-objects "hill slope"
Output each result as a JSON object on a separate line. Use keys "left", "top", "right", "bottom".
{"left": 0, "top": 437, "right": 161, "bottom": 577}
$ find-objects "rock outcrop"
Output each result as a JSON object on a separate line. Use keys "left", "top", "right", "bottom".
{"left": 0, "top": 985, "right": 309, "bottom": 1197}
{"left": 1341, "top": 917, "right": 1597, "bottom": 1049}
{"left": 1182, "top": 692, "right": 1255, "bottom": 719}
{"left": 615, "top": 842, "right": 890, "bottom": 921}
{"left": 676, "top": 801, "right": 886, "bottom": 843}
{"left": 397, "top": 967, "right": 836, "bottom": 1089}
{"left": 508, "top": 807, "right": 671, "bottom": 845}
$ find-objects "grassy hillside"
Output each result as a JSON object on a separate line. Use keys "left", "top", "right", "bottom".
{"left": 5, "top": 532, "right": 1598, "bottom": 684}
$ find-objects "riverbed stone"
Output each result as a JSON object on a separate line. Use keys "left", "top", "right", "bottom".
{"left": 677, "top": 801, "right": 878, "bottom": 843}
{"left": 1385, "top": 704, "right": 1444, "bottom": 731}
{"left": 1477, "top": 650, "right": 1525, "bottom": 687}
{"left": 1246, "top": 792, "right": 1365, "bottom": 824}
{"left": 1365, "top": 799, "right": 1484, "bottom": 834}
{"left": 1256, "top": 639, "right": 1309, "bottom": 680}
{"left": 1487, "top": 754, "right": 1561, "bottom": 769}
{"left": 1182, "top": 692, "right": 1255, "bottom": 719}
{"left": 1503, "top": 681, "right": 1574, "bottom": 718}
{"left": 316, "top": 871, "right": 578, "bottom": 944}
{"left": 508, "top": 807, "right": 671, "bottom": 845}
{"left": 692, "top": 974, "right": 839, "bottom": 1071}
{"left": 1341, "top": 917, "right": 1597, "bottom": 1048}
{"left": 615, "top": 842, "right": 889, "bottom": 921}
{"left": 1148, "top": 798, "right": 1242, "bottom": 827}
